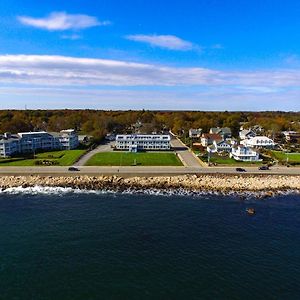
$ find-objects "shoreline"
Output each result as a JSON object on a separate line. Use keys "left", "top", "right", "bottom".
{"left": 0, "top": 174, "right": 300, "bottom": 197}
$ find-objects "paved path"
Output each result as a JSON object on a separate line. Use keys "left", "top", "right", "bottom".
{"left": 0, "top": 166, "right": 299, "bottom": 176}
{"left": 75, "top": 141, "right": 114, "bottom": 166}
{"left": 170, "top": 135, "right": 203, "bottom": 167}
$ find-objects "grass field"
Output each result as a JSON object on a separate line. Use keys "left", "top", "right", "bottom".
{"left": 85, "top": 152, "right": 183, "bottom": 166}
{"left": 0, "top": 150, "right": 86, "bottom": 166}
{"left": 271, "top": 151, "right": 300, "bottom": 164}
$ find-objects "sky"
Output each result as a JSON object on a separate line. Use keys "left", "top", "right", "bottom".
{"left": 0, "top": 0, "right": 300, "bottom": 111}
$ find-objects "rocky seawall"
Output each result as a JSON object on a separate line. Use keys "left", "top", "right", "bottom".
{"left": 0, "top": 175, "right": 299, "bottom": 196}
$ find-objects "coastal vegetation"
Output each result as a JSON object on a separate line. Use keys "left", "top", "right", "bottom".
{"left": 85, "top": 152, "right": 182, "bottom": 166}
{"left": 0, "top": 150, "right": 86, "bottom": 166}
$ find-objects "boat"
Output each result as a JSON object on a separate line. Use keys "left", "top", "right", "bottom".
{"left": 246, "top": 208, "right": 256, "bottom": 215}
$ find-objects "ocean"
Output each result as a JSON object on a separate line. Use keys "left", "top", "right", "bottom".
{"left": 0, "top": 189, "right": 299, "bottom": 299}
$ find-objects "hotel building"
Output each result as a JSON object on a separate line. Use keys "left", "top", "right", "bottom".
{"left": 115, "top": 134, "right": 171, "bottom": 152}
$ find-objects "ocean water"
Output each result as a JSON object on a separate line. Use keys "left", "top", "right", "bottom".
{"left": 0, "top": 189, "right": 300, "bottom": 300}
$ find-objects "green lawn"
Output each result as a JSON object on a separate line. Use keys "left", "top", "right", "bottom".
{"left": 271, "top": 151, "right": 300, "bottom": 164}
{"left": 85, "top": 152, "right": 183, "bottom": 166}
{"left": 200, "top": 154, "right": 262, "bottom": 166}
{"left": 0, "top": 150, "right": 86, "bottom": 166}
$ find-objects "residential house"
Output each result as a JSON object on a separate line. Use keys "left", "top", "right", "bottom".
{"left": 241, "top": 136, "right": 275, "bottom": 148}
{"left": 282, "top": 131, "right": 300, "bottom": 143}
{"left": 209, "top": 127, "right": 232, "bottom": 139}
{"left": 201, "top": 133, "right": 223, "bottom": 147}
{"left": 239, "top": 129, "right": 256, "bottom": 140}
{"left": 230, "top": 145, "right": 261, "bottom": 162}
{"left": 115, "top": 134, "right": 171, "bottom": 152}
{"left": 207, "top": 140, "right": 232, "bottom": 153}
{"left": 189, "top": 128, "right": 202, "bottom": 139}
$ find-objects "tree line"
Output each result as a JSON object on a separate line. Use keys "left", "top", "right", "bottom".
{"left": 0, "top": 110, "right": 299, "bottom": 141}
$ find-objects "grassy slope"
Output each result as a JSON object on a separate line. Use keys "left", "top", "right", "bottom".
{"left": 85, "top": 152, "right": 183, "bottom": 166}
{"left": 0, "top": 150, "right": 86, "bottom": 166}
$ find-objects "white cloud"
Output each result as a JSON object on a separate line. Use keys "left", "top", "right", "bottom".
{"left": 0, "top": 55, "right": 300, "bottom": 92}
{"left": 126, "top": 34, "right": 197, "bottom": 51}
{"left": 18, "top": 12, "right": 111, "bottom": 31}
{"left": 61, "top": 34, "right": 82, "bottom": 40}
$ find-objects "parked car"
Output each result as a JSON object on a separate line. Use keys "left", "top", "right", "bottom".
{"left": 259, "top": 165, "right": 270, "bottom": 170}
{"left": 68, "top": 167, "right": 80, "bottom": 172}
{"left": 236, "top": 167, "right": 246, "bottom": 172}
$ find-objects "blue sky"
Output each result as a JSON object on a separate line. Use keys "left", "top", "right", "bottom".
{"left": 0, "top": 0, "right": 300, "bottom": 110}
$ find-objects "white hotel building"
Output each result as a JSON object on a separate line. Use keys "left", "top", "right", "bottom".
{"left": 0, "top": 129, "right": 79, "bottom": 158}
{"left": 115, "top": 134, "right": 171, "bottom": 152}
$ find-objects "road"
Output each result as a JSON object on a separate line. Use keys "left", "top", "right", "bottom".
{"left": 75, "top": 141, "right": 114, "bottom": 166}
{"left": 170, "top": 136, "right": 203, "bottom": 167}
{"left": 0, "top": 165, "right": 299, "bottom": 177}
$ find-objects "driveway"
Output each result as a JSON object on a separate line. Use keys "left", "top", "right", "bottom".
{"left": 170, "top": 136, "right": 203, "bottom": 167}
{"left": 75, "top": 141, "right": 115, "bottom": 166}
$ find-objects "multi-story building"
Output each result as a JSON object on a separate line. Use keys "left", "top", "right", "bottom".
{"left": 0, "top": 129, "right": 79, "bottom": 158}
{"left": 58, "top": 129, "right": 79, "bottom": 150}
{"left": 230, "top": 145, "right": 261, "bottom": 162}
{"left": 115, "top": 134, "right": 171, "bottom": 152}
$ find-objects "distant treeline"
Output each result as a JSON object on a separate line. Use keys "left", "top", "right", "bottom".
{"left": 0, "top": 110, "right": 299, "bottom": 141}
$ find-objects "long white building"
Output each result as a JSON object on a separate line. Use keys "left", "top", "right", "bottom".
{"left": 115, "top": 134, "right": 171, "bottom": 152}
{"left": 0, "top": 129, "right": 79, "bottom": 158}
{"left": 241, "top": 136, "right": 275, "bottom": 148}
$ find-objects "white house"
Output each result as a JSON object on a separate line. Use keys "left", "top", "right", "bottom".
{"left": 207, "top": 140, "right": 232, "bottom": 153}
{"left": 239, "top": 129, "right": 256, "bottom": 140}
{"left": 201, "top": 134, "right": 223, "bottom": 147}
{"left": 241, "top": 136, "right": 275, "bottom": 148}
{"left": 230, "top": 145, "right": 261, "bottom": 162}
{"left": 115, "top": 134, "right": 171, "bottom": 152}
{"left": 189, "top": 128, "right": 202, "bottom": 139}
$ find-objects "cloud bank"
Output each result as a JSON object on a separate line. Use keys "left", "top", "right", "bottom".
{"left": 18, "top": 12, "right": 110, "bottom": 31}
{"left": 0, "top": 54, "right": 300, "bottom": 91}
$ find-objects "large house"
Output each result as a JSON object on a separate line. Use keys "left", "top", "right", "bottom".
{"left": 209, "top": 127, "right": 232, "bottom": 139}
{"left": 230, "top": 145, "right": 261, "bottom": 162}
{"left": 0, "top": 129, "right": 79, "bottom": 158}
{"left": 115, "top": 134, "right": 171, "bottom": 152}
{"left": 241, "top": 136, "right": 275, "bottom": 148}
{"left": 189, "top": 128, "right": 202, "bottom": 139}
{"left": 201, "top": 133, "right": 223, "bottom": 147}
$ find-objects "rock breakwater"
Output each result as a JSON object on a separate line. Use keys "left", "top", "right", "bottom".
{"left": 0, "top": 174, "right": 299, "bottom": 196}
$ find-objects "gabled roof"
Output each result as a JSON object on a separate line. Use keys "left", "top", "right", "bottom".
{"left": 202, "top": 133, "right": 223, "bottom": 142}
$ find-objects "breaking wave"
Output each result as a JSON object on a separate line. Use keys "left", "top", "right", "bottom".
{"left": 0, "top": 185, "right": 299, "bottom": 198}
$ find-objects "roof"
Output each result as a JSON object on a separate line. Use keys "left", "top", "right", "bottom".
{"left": 202, "top": 133, "right": 223, "bottom": 141}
